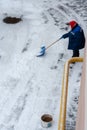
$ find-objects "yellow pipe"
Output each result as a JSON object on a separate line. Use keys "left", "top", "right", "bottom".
{"left": 58, "top": 57, "right": 83, "bottom": 130}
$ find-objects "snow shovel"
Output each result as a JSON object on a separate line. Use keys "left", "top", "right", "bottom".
{"left": 37, "top": 37, "right": 62, "bottom": 57}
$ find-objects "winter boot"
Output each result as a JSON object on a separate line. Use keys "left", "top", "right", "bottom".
{"left": 72, "top": 50, "right": 79, "bottom": 57}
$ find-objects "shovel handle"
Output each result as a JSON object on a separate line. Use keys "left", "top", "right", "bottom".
{"left": 46, "top": 37, "right": 62, "bottom": 50}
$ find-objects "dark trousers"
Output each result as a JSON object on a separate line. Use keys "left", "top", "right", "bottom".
{"left": 72, "top": 50, "right": 79, "bottom": 57}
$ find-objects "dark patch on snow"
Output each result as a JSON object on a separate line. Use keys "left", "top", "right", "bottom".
{"left": 0, "top": 36, "right": 4, "bottom": 40}
{"left": 59, "top": 53, "right": 64, "bottom": 59}
{"left": 50, "top": 65, "right": 58, "bottom": 70}
{"left": 57, "top": 53, "right": 64, "bottom": 63}
{"left": 44, "top": 0, "right": 47, "bottom": 2}
{"left": 3, "top": 17, "right": 22, "bottom": 24}
{"left": 58, "top": 5, "right": 70, "bottom": 17}
{"left": 78, "top": 72, "right": 82, "bottom": 77}
{"left": 76, "top": 79, "right": 80, "bottom": 82}
{"left": 47, "top": 8, "right": 60, "bottom": 26}
{"left": 69, "top": 63, "right": 76, "bottom": 77}
{"left": 7, "top": 125, "right": 14, "bottom": 130}
{"left": 22, "top": 47, "right": 27, "bottom": 53}
{"left": 50, "top": 53, "right": 64, "bottom": 70}
{"left": 69, "top": 66, "right": 73, "bottom": 69}
{"left": 60, "top": 27, "right": 68, "bottom": 31}
{"left": 0, "top": 124, "right": 14, "bottom": 130}
{"left": 22, "top": 43, "right": 29, "bottom": 53}
{"left": 47, "top": 8, "right": 54, "bottom": 16}
{"left": 73, "top": 96, "right": 79, "bottom": 103}
{"left": 42, "top": 13, "right": 49, "bottom": 24}
{"left": 3, "top": 13, "right": 8, "bottom": 16}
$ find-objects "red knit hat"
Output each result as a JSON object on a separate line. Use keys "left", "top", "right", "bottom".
{"left": 68, "top": 20, "right": 77, "bottom": 29}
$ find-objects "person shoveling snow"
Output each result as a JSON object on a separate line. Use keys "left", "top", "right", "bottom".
{"left": 37, "top": 20, "right": 85, "bottom": 58}
{"left": 61, "top": 20, "right": 85, "bottom": 57}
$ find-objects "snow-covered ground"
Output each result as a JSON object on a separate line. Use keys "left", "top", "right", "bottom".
{"left": 0, "top": 0, "right": 86, "bottom": 130}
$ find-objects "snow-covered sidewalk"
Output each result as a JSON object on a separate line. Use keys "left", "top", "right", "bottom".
{"left": 0, "top": 0, "right": 86, "bottom": 130}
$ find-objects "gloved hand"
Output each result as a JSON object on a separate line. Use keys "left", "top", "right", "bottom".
{"left": 61, "top": 35, "right": 65, "bottom": 39}
{"left": 61, "top": 34, "right": 68, "bottom": 39}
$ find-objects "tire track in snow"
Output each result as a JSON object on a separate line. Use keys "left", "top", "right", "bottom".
{"left": 64, "top": 0, "right": 87, "bottom": 26}
{"left": 46, "top": 2, "right": 86, "bottom": 29}
{"left": 0, "top": 72, "right": 35, "bottom": 129}
{"left": 57, "top": 3, "right": 86, "bottom": 30}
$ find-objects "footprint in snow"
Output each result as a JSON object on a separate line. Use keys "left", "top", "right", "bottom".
{"left": 76, "top": 72, "right": 82, "bottom": 82}
{"left": 21, "top": 43, "right": 29, "bottom": 53}
{"left": 50, "top": 65, "right": 57, "bottom": 70}
{"left": 69, "top": 63, "right": 76, "bottom": 77}
{"left": 50, "top": 53, "right": 64, "bottom": 70}
{"left": 78, "top": 72, "right": 82, "bottom": 77}
{"left": 57, "top": 53, "right": 64, "bottom": 63}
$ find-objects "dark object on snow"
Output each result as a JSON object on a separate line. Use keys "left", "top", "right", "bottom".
{"left": 41, "top": 114, "right": 53, "bottom": 128}
{"left": 3, "top": 17, "right": 22, "bottom": 24}
{"left": 62, "top": 20, "right": 85, "bottom": 57}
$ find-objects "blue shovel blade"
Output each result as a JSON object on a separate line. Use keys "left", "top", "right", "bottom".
{"left": 36, "top": 46, "right": 46, "bottom": 57}
{"left": 36, "top": 52, "right": 45, "bottom": 57}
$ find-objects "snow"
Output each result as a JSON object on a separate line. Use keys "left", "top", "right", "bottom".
{"left": 0, "top": 0, "right": 86, "bottom": 130}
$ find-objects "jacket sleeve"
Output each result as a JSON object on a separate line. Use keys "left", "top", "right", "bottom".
{"left": 62, "top": 32, "right": 69, "bottom": 39}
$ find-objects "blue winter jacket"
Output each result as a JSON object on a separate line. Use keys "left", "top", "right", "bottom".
{"left": 62, "top": 25, "right": 85, "bottom": 50}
